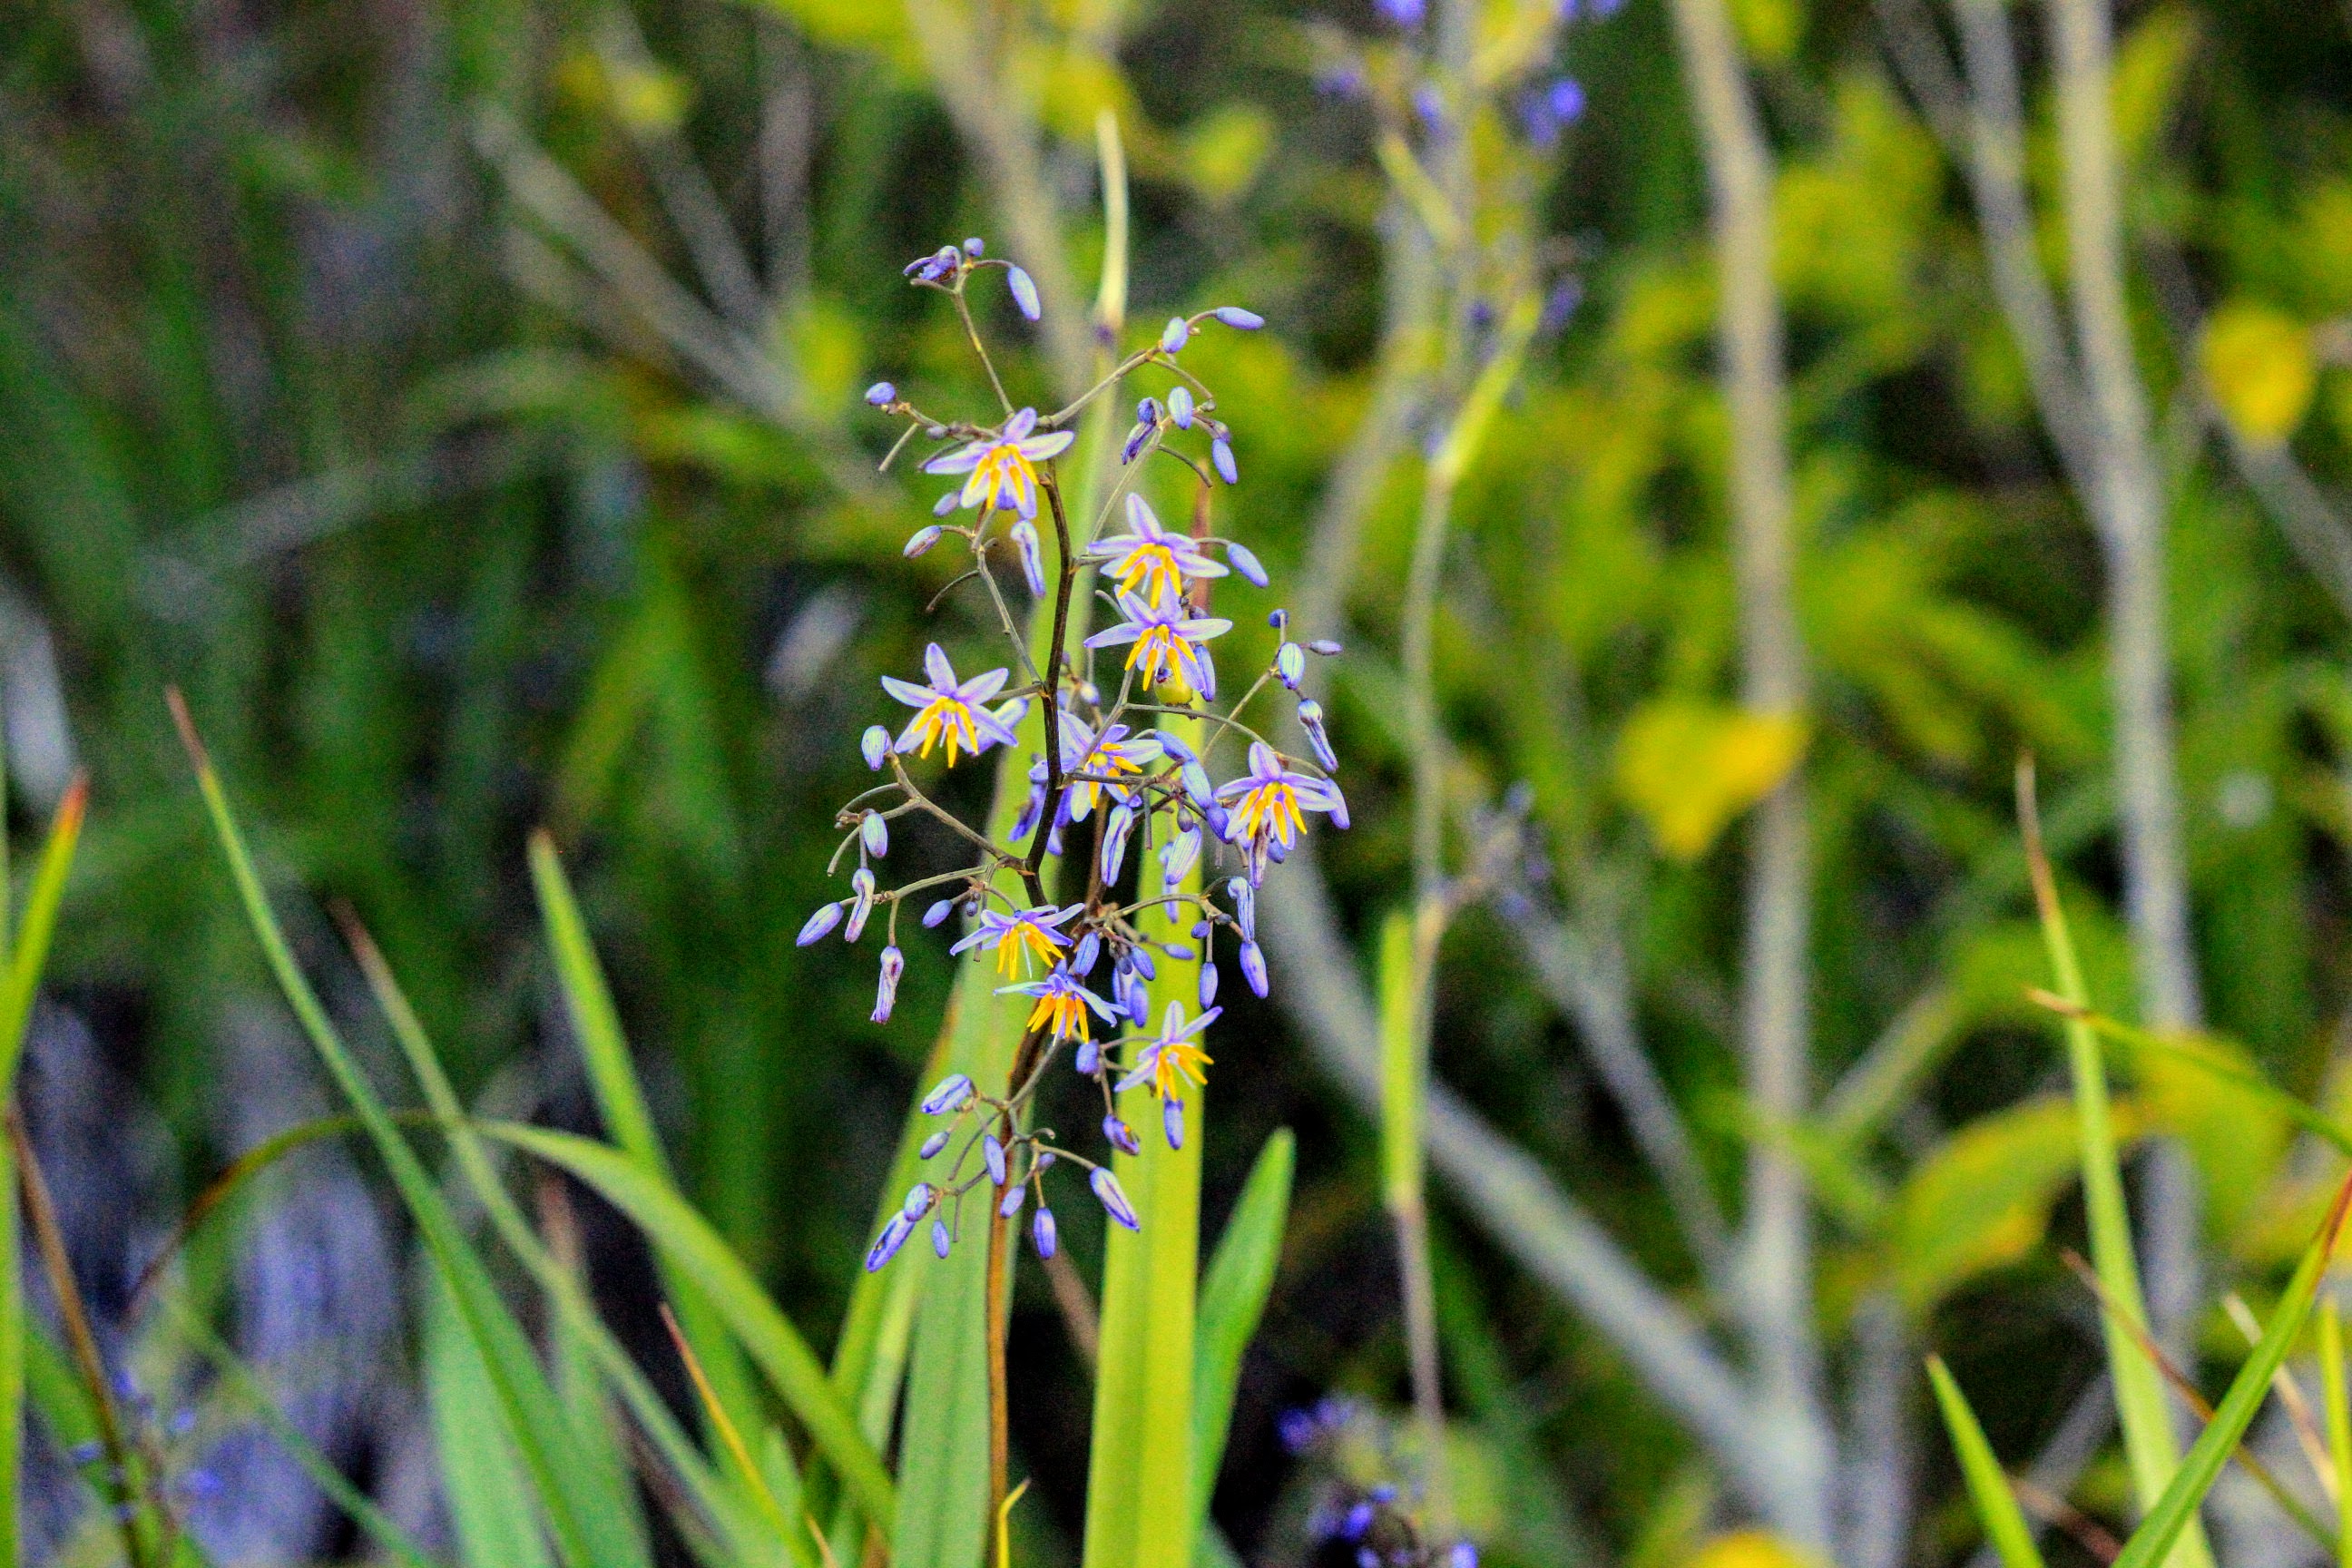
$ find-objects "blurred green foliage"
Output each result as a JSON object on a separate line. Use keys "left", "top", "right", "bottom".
{"left": 6, "top": 0, "right": 2352, "bottom": 1562}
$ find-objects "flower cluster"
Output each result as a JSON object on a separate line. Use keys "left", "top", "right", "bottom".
{"left": 1278, "top": 1396, "right": 1481, "bottom": 1568}
{"left": 822, "top": 240, "right": 1348, "bottom": 1268}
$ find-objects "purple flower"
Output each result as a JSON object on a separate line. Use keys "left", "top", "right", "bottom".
{"left": 998, "top": 963, "right": 1119, "bottom": 1043}
{"left": 882, "top": 643, "right": 1020, "bottom": 765}
{"left": 1521, "top": 76, "right": 1587, "bottom": 147}
{"left": 1216, "top": 740, "right": 1348, "bottom": 883}
{"left": 1084, "top": 590, "right": 1232, "bottom": 701}
{"left": 844, "top": 867, "right": 877, "bottom": 941}
{"left": 1298, "top": 697, "right": 1338, "bottom": 769}
{"left": 1088, "top": 494, "right": 1228, "bottom": 603}
{"left": 1117, "top": 1000, "right": 1219, "bottom": 1101}
{"left": 1104, "top": 1114, "right": 1142, "bottom": 1156}
{"left": 920, "top": 407, "right": 1073, "bottom": 518}
{"left": 950, "top": 902, "right": 1084, "bottom": 977}
{"left": 1376, "top": 0, "right": 1425, "bottom": 24}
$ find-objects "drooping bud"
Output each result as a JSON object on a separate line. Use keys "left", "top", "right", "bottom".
{"left": 1298, "top": 698, "right": 1338, "bottom": 770}
{"left": 865, "top": 1210, "right": 917, "bottom": 1271}
{"left": 1007, "top": 266, "right": 1041, "bottom": 321}
{"left": 902, "top": 1182, "right": 937, "bottom": 1220}
{"left": 797, "top": 902, "right": 844, "bottom": 946}
{"left": 923, "top": 898, "right": 956, "bottom": 928}
{"left": 1168, "top": 386, "right": 1195, "bottom": 429}
{"left": 931, "top": 1219, "right": 952, "bottom": 1258}
{"left": 1161, "top": 316, "right": 1191, "bottom": 354}
{"left": 1011, "top": 519, "right": 1045, "bottom": 596}
{"left": 872, "top": 945, "right": 906, "bottom": 1023}
{"left": 1211, "top": 436, "right": 1239, "bottom": 485}
{"left": 999, "top": 1183, "right": 1027, "bottom": 1218}
{"left": 861, "top": 813, "right": 890, "bottom": 858}
{"left": 921, "top": 1073, "right": 975, "bottom": 1114}
{"left": 1212, "top": 306, "right": 1266, "bottom": 329}
{"left": 845, "top": 867, "right": 877, "bottom": 941}
{"left": 905, "top": 524, "right": 945, "bottom": 556}
{"left": 919, "top": 1129, "right": 950, "bottom": 1160}
{"left": 1163, "top": 1097, "right": 1186, "bottom": 1151}
{"left": 865, "top": 381, "right": 897, "bottom": 407}
{"left": 1200, "top": 962, "right": 1220, "bottom": 1008}
{"left": 1307, "top": 638, "right": 1344, "bottom": 656}
{"left": 1240, "top": 939, "right": 1269, "bottom": 998}
{"left": 1033, "top": 1206, "right": 1058, "bottom": 1259}
{"left": 1276, "top": 642, "right": 1306, "bottom": 689}
{"left": 861, "top": 725, "right": 892, "bottom": 770}
{"left": 1101, "top": 803, "right": 1135, "bottom": 884}
{"left": 1093, "top": 1167, "right": 1141, "bottom": 1230}
{"left": 983, "top": 1134, "right": 1008, "bottom": 1186}
{"left": 1104, "top": 1115, "right": 1142, "bottom": 1157}
{"left": 1227, "top": 541, "right": 1269, "bottom": 587}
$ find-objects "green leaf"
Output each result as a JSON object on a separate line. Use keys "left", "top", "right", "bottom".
{"left": 2022, "top": 769, "right": 2214, "bottom": 1568}
{"left": 471, "top": 1120, "right": 897, "bottom": 1525}
{"left": 1890, "top": 1097, "right": 2116, "bottom": 1315}
{"left": 1191, "top": 1131, "right": 1294, "bottom": 1540}
{"left": 173, "top": 700, "right": 641, "bottom": 1568}
{"left": 426, "top": 1269, "right": 557, "bottom": 1568}
{"left": 2109, "top": 1174, "right": 2352, "bottom": 1568}
{"left": 0, "top": 778, "right": 84, "bottom": 1568}
{"left": 1086, "top": 709, "right": 1208, "bottom": 1568}
{"left": 1926, "top": 1356, "right": 2049, "bottom": 1568}
{"left": 530, "top": 832, "right": 760, "bottom": 1440}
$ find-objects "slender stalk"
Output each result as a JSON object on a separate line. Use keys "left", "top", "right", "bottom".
{"left": 13, "top": 1108, "right": 156, "bottom": 1568}
{"left": 1665, "top": 0, "right": 1831, "bottom": 1544}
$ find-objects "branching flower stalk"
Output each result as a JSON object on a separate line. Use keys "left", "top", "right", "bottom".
{"left": 825, "top": 241, "right": 1348, "bottom": 1554}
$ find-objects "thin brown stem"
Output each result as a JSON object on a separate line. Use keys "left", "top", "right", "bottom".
{"left": 13, "top": 1107, "right": 156, "bottom": 1568}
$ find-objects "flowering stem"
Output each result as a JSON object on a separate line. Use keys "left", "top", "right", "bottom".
{"left": 1023, "top": 474, "right": 1080, "bottom": 894}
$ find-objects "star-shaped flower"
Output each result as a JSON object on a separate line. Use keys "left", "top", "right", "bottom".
{"left": 1083, "top": 590, "right": 1231, "bottom": 701}
{"left": 881, "top": 643, "right": 1020, "bottom": 766}
{"left": 1086, "top": 495, "right": 1226, "bottom": 605}
{"left": 1215, "top": 741, "right": 1348, "bottom": 883}
{"left": 1055, "top": 712, "right": 1162, "bottom": 822}
{"left": 1116, "top": 1000, "right": 1219, "bottom": 1100}
{"left": 998, "top": 964, "right": 1119, "bottom": 1044}
{"left": 922, "top": 407, "right": 1073, "bottom": 519}
{"left": 950, "top": 903, "right": 1084, "bottom": 978}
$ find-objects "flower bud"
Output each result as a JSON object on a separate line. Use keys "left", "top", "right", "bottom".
{"left": 1162, "top": 942, "right": 1197, "bottom": 962}
{"left": 1212, "top": 306, "right": 1266, "bottom": 329}
{"left": 861, "top": 725, "right": 892, "bottom": 769}
{"left": 903, "top": 1182, "right": 937, "bottom": 1220}
{"left": 1163, "top": 1097, "right": 1186, "bottom": 1151}
{"left": 1120, "top": 967, "right": 1150, "bottom": 1025}
{"left": 1299, "top": 699, "right": 1338, "bottom": 770}
{"left": 1199, "top": 962, "right": 1220, "bottom": 1008}
{"left": 983, "top": 1133, "right": 1008, "bottom": 1186}
{"left": 797, "top": 902, "right": 844, "bottom": 946}
{"left": 931, "top": 1219, "right": 952, "bottom": 1258}
{"left": 964, "top": 236, "right": 985, "bottom": 256}
{"left": 1230, "top": 876, "right": 1256, "bottom": 939}
{"left": 865, "top": 1210, "right": 916, "bottom": 1271}
{"left": 1211, "top": 436, "right": 1239, "bottom": 485}
{"left": 1072, "top": 930, "right": 1101, "bottom": 974}
{"left": 1075, "top": 1039, "right": 1101, "bottom": 1074}
{"left": 1161, "top": 316, "right": 1190, "bottom": 354}
{"left": 1136, "top": 396, "right": 1161, "bottom": 425}
{"left": 1168, "top": 386, "right": 1195, "bottom": 429}
{"left": 872, "top": 945, "right": 905, "bottom": 1023}
{"left": 1161, "top": 825, "right": 1201, "bottom": 887}
{"left": 923, "top": 897, "right": 956, "bottom": 928}
{"left": 919, "top": 1130, "right": 950, "bottom": 1160}
{"left": 905, "top": 524, "right": 945, "bottom": 556}
{"left": 1227, "top": 541, "right": 1269, "bottom": 586}
{"left": 1276, "top": 642, "right": 1306, "bottom": 689}
{"left": 999, "top": 1183, "right": 1027, "bottom": 1218}
{"left": 932, "top": 489, "right": 960, "bottom": 516}
{"left": 1007, "top": 266, "right": 1041, "bottom": 321}
{"left": 845, "top": 867, "right": 877, "bottom": 941}
{"left": 865, "top": 381, "right": 897, "bottom": 407}
{"left": 1104, "top": 1114, "right": 1142, "bottom": 1156}
{"left": 1101, "top": 804, "right": 1135, "bottom": 883}
{"left": 1240, "top": 939, "right": 1269, "bottom": 999}
{"left": 1093, "top": 1167, "right": 1141, "bottom": 1230}
{"left": 921, "top": 1073, "right": 975, "bottom": 1114}
{"left": 861, "top": 813, "right": 889, "bottom": 857}
{"left": 1033, "top": 1206, "right": 1058, "bottom": 1259}
{"left": 1307, "top": 638, "right": 1344, "bottom": 656}
{"left": 1011, "top": 518, "right": 1045, "bottom": 596}
{"left": 1129, "top": 946, "right": 1157, "bottom": 981}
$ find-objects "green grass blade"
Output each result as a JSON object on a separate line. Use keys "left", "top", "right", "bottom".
{"left": 472, "top": 1119, "right": 897, "bottom": 1524}
{"left": 2109, "top": 1171, "right": 2352, "bottom": 1568}
{"left": 426, "top": 1269, "right": 557, "bottom": 1568}
{"left": 0, "top": 777, "right": 83, "bottom": 1568}
{"left": 1926, "top": 1355, "right": 2050, "bottom": 1568}
{"left": 171, "top": 695, "right": 634, "bottom": 1568}
{"left": 2018, "top": 763, "right": 2211, "bottom": 1568}
{"left": 1190, "top": 1129, "right": 1293, "bottom": 1541}
{"left": 2321, "top": 1300, "right": 2352, "bottom": 1568}
{"left": 1085, "top": 762, "right": 1205, "bottom": 1568}
{"left": 338, "top": 917, "right": 758, "bottom": 1561}
{"left": 529, "top": 832, "right": 760, "bottom": 1443}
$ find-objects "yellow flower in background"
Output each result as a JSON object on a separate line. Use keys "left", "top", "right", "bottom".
{"left": 2202, "top": 300, "right": 2317, "bottom": 447}
{"left": 1613, "top": 700, "right": 1808, "bottom": 861}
